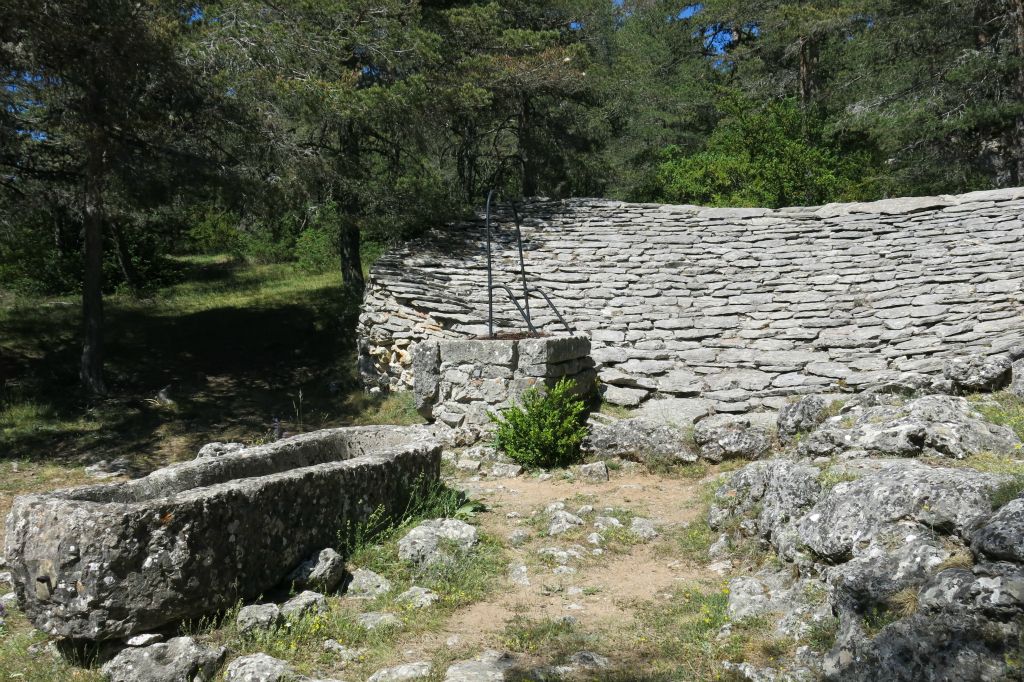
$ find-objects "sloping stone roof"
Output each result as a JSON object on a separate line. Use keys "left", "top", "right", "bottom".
{"left": 359, "top": 188, "right": 1024, "bottom": 412}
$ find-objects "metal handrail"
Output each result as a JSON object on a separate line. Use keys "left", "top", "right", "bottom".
{"left": 524, "top": 286, "right": 573, "bottom": 334}
{"left": 483, "top": 192, "right": 574, "bottom": 338}
{"left": 490, "top": 284, "right": 538, "bottom": 335}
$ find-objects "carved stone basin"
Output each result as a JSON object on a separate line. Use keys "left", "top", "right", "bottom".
{"left": 4, "top": 425, "right": 440, "bottom": 641}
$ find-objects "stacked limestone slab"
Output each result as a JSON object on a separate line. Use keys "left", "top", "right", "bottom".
{"left": 359, "top": 189, "right": 1024, "bottom": 412}
{"left": 413, "top": 334, "right": 596, "bottom": 428}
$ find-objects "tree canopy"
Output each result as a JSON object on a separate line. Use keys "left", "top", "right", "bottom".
{"left": 3, "top": 0, "right": 1024, "bottom": 390}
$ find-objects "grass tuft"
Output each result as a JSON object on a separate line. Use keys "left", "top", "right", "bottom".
{"left": 970, "top": 392, "right": 1024, "bottom": 441}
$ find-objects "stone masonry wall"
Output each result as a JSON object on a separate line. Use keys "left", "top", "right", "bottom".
{"left": 414, "top": 335, "right": 596, "bottom": 428}
{"left": 358, "top": 188, "right": 1024, "bottom": 413}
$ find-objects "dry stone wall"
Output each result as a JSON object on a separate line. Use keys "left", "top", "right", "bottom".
{"left": 359, "top": 189, "right": 1024, "bottom": 412}
{"left": 414, "top": 335, "right": 596, "bottom": 428}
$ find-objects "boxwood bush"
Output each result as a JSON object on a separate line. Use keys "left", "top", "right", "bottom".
{"left": 489, "top": 378, "right": 589, "bottom": 469}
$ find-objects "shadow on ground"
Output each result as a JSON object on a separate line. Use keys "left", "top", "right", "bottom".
{"left": 0, "top": 259, "right": 390, "bottom": 471}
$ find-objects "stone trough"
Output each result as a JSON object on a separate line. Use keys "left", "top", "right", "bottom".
{"left": 4, "top": 425, "right": 441, "bottom": 641}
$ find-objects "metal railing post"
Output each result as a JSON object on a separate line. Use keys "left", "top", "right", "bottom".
{"left": 485, "top": 189, "right": 496, "bottom": 338}
{"left": 510, "top": 201, "right": 532, "bottom": 331}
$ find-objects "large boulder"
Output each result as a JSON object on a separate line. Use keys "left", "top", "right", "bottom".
{"left": 796, "top": 460, "right": 998, "bottom": 562}
{"left": 944, "top": 354, "right": 1012, "bottom": 393}
{"left": 582, "top": 416, "right": 696, "bottom": 464}
{"left": 777, "top": 395, "right": 841, "bottom": 445}
{"left": 711, "top": 456, "right": 1024, "bottom": 682}
{"left": 971, "top": 498, "right": 1024, "bottom": 563}
{"left": 692, "top": 414, "right": 771, "bottom": 462}
{"left": 101, "top": 636, "right": 226, "bottom": 682}
{"left": 236, "top": 604, "right": 281, "bottom": 635}
{"left": 4, "top": 425, "right": 440, "bottom": 640}
{"left": 796, "top": 394, "right": 1020, "bottom": 459}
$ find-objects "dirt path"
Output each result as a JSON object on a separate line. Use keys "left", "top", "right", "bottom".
{"left": 400, "top": 469, "right": 713, "bottom": 658}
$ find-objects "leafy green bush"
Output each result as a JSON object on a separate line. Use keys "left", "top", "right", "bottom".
{"left": 186, "top": 209, "right": 242, "bottom": 254}
{"left": 489, "top": 378, "right": 589, "bottom": 469}
{"left": 653, "top": 96, "right": 878, "bottom": 208}
{"left": 296, "top": 227, "right": 337, "bottom": 273}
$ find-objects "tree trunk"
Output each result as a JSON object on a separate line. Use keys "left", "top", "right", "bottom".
{"left": 520, "top": 95, "right": 538, "bottom": 197}
{"left": 339, "top": 217, "right": 364, "bottom": 299}
{"left": 1011, "top": 0, "right": 1024, "bottom": 184}
{"left": 798, "top": 35, "right": 818, "bottom": 108}
{"left": 80, "top": 142, "right": 107, "bottom": 395}
{"left": 111, "top": 223, "right": 141, "bottom": 293}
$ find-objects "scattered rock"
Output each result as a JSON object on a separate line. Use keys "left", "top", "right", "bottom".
{"left": 280, "top": 591, "right": 327, "bottom": 620}
{"left": 356, "top": 611, "right": 401, "bottom": 630}
{"left": 577, "top": 461, "right": 609, "bottom": 482}
{"left": 692, "top": 415, "right": 771, "bottom": 462}
{"left": 345, "top": 568, "right": 392, "bottom": 599}
{"left": 548, "top": 510, "right": 584, "bottom": 536}
{"left": 196, "top": 442, "right": 245, "bottom": 459}
{"left": 509, "top": 563, "right": 530, "bottom": 587}
{"left": 223, "top": 653, "right": 294, "bottom": 682}
{"left": 84, "top": 457, "right": 132, "bottom": 479}
{"left": 507, "top": 529, "right": 531, "bottom": 547}
{"left": 721, "top": 660, "right": 787, "bottom": 682}
{"left": 538, "top": 547, "right": 584, "bottom": 565}
{"left": 944, "top": 353, "right": 1012, "bottom": 393}
{"left": 708, "top": 560, "right": 732, "bottom": 576}
{"left": 125, "top": 633, "right": 164, "bottom": 647}
{"left": 322, "top": 639, "right": 365, "bottom": 662}
{"left": 593, "top": 516, "right": 622, "bottom": 530}
{"left": 237, "top": 604, "right": 282, "bottom": 635}
{"left": 583, "top": 417, "right": 696, "bottom": 464}
{"left": 444, "top": 650, "right": 518, "bottom": 681}
{"left": 1011, "top": 359, "right": 1024, "bottom": 398}
{"left": 398, "top": 519, "right": 479, "bottom": 566}
{"left": 288, "top": 548, "right": 347, "bottom": 593}
{"left": 568, "top": 651, "right": 610, "bottom": 670}
{"left": 367, "top": 662, "right": 432, "bottom": 682}
{"left": 101, "top": 636, "right": 225, "bottom": 682}
{"left": 489, "top": 463, "right": 523, "bottom": 478}
{"left": 456, "top": 458, "right": 481, "bottom": 472}
{"left": 708, "top": 533, "right": 730, "bottom": 559}
{"left": 629, "top": 517, "right": 659, "bottom": 541}
{"left": 395, "top": 586, "right": 439, "bottom": 609}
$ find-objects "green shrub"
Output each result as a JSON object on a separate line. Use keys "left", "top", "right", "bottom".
{"left": 296, "top": 227, "right": 337, "bottom": 273}
{"left": 489, "top": 378, "right": 589, "bottom": 469}
{"left": 186, "top": 209, "right": 242, "bottom": 254}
